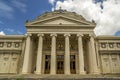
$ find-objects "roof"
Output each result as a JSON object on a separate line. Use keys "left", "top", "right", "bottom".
{"left": 37, "top": 9, "right": 85, "bottom": 21}
{"left": 25, "top": 9, "right": 95, "bottom": 26}
{"left": 25, "top": 9, "right": 96, "bottom": 29}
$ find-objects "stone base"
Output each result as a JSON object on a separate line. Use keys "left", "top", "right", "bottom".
{"left": 79, "top": 71, "right": 86, "bottom": 75}
{"left": 92, "top": 71, "right": 100, "bottom": 75}
{"left": 34, "top": 71, "right": 42, "bottom": 75}
{"left": 21, "top": 72, "right": 31, "bottom": 74}
{"left": 0, "top": 77, "right": 120, "bottom": 80}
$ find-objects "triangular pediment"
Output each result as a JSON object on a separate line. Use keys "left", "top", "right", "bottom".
{"left": 34, "top": 18, "right": 80, "bottom": 25}
{"left": 26, "top": 15, "right": 94, "bottom": 26}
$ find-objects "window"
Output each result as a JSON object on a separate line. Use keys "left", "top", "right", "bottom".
{"left": 112, "top": 58, "right": 117, "bottom": 62}
{"left": 117, "top": 43, "right": 120, "bottom": 48}
{"left": 70, "top": 55, "right": 75, "bottom": 60}
{"left": 109, "top": 43, "right": 114, "bottom": 48}
{"left": 103, "top": 58, "right": 108, "bottom": 62}
{"left": 15, "top": 43, "right": 20, "bottom": 48}
{"left": 0, "top": 42, "right": 4, "bottom": 47}
{"left": 101, "top": 43, "right": 106, "bottom": 48}
{"left": 7, "top": 42, "right": 12, "bottom": 47}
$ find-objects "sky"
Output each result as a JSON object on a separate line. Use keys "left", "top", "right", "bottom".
{"left": 0, "top": 0, "right": 120, "bottom": 36}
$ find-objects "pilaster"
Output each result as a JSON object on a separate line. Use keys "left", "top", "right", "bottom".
{"left": 89, "top": 35, "right": 99, "bottom": 74}
{"left": 22, "top": 34, "right": 32, "bottom": 74}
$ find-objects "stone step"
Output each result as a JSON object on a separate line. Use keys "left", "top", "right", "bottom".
{"left": 0, "top": 74, "right": 120, "bottom": 80}
{"left": 0, "top": 78, "right": 120, "bottom": 80}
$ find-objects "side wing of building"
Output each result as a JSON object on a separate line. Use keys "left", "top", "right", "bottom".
{"left": 96, "top": 36, "right": 120, "bottom": 74}
{"left": 0, "top": 35, "right": 26, "bottom": 74}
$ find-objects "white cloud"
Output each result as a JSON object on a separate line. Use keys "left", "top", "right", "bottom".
{"left": 0, "top": 1, "right": 14, "bottom": 19}
{"left": 0, "top": 0, "right": 27, "bottom": 19}
{"left": 49, "top": 0, "right": 55, "bottom": 5}
{"left": 0, "top": 31, "right": 5, "bottom": 35}
{"left": 52, "top": 0, "right": 120, "bottom": 35}
{"left": 17, "top": 31, "right": 23, "bottom": 34}
{"left": 11, "top": 0, "right": 27, "bottom": 13}
{"left": 0, "top": 2, "right": 13, "bottom": 12}
{"left": 5, "top": 28, "right": 14, "bottom": 32}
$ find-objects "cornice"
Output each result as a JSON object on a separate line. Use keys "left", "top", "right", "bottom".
{"left": 0, "top": 35, "right": 26, "bottom": 39}
{"left": 26, "top": 24, "right": 95, "bottom": 29}
{"left": 96, "top": 35, "right": 120, "bottom": 40}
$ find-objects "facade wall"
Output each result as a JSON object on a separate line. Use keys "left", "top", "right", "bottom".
{"left": 0, "top": 36, "right": 25, "bottom": 74}
{"left": 97, "top": 37, "right": 120, "bottom": 74}
{"left": 0, "top": 35, "right": 120, "bottom": 75}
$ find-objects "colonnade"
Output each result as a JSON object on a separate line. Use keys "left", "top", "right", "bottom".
{"left": 22, "top": 33, "right": 99, "bottom": 75}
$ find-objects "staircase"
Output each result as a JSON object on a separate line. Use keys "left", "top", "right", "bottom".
{"left": 0, "top": 74, "right": 119, "bottom": 80}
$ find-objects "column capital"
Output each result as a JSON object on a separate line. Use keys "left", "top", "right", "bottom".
{"left": 77, "top": 34, "right": 83, "bottom": 37}
{"left": 64, "top": 33, "right": 70, "bottom": 37}
{"left": 89, "top": 34, "right": 95, "bottom": 38}
{"left": 26, "top": 34, "right": 32, "bottom": 37}
{"left": 50, "top": 33, "right": 57, "bottom": 37}
{"left": 38, "top": 33, "right": 44, "bottom": 37}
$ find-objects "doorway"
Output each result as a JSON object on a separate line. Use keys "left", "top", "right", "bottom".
{"left": 70, "top": 55, "right": 76, "bottom": 74}
{"left": 57, "top": 55, "right": 64, "bottom": 74}
{"left": 44, "top": 55, "right": 51, "bottom": 74}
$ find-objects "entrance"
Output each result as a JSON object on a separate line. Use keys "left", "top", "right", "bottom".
{"left": 44, "top": 55, "right": 51, "bottom": 74}
{"left": 70, "top": 55, "right": 76, "bottom": 74}
{"left": 57, "top": 55, "right": 64, "bottom": 74}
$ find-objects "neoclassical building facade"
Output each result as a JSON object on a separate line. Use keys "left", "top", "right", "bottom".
{"left": 0, "top": 10, "right": 120, "bottom": 75}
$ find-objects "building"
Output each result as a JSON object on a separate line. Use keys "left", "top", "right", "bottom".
{"left": 0, "top": 9, "right": 120, "bottom": 75}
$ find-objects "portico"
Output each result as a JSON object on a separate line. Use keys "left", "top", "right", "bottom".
{"left": 20, "top": 9, "right": 101, "bottom": 75}
{"left": 22, "top": 33, "right": 99, "bottom": 74}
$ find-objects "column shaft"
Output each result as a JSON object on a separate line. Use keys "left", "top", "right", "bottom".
{"left": 35, "top": 34, "right": 44, "bottom": 74}
{"left": 50, "top": 34, "right": 57, "bottom": 74}
{"left": 88, "top": 40, "right": 93, "bottom": 73}
{"left": 22, "top": 34, "right": 31, "bottom": 74}
{"left": 90, "top": 36, "right": 99, "bottom": 74}
{"left": 77, "top": 34, "right": 85, "bottom": 74}
{"left": 64, "top": 34, "right": 70, "bottom": 74}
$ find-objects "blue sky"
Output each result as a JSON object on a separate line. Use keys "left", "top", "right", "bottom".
{"left": 0, "top": 0, "right": 120, "bottom": 35}
{"left": 0, "top": 0, "right": 53, "bottom": 35}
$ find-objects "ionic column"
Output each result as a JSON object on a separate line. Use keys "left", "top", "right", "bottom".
{"left": 77, "top": 34, "right": 86, "bottom": 74}
{"left": 35, "top": 34, "right": 44, "bottom": 74}
{"left": 50, "top": 33, "right": 57, "bottom": 74}
{"left": 22, "top": 34, "right": 32, "bottom": 74}
{"left": 90, "top": 35, "right": 99, "bottom": 74}
{"left": 64, "top": 33, "right": 70, "bottom": 74}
